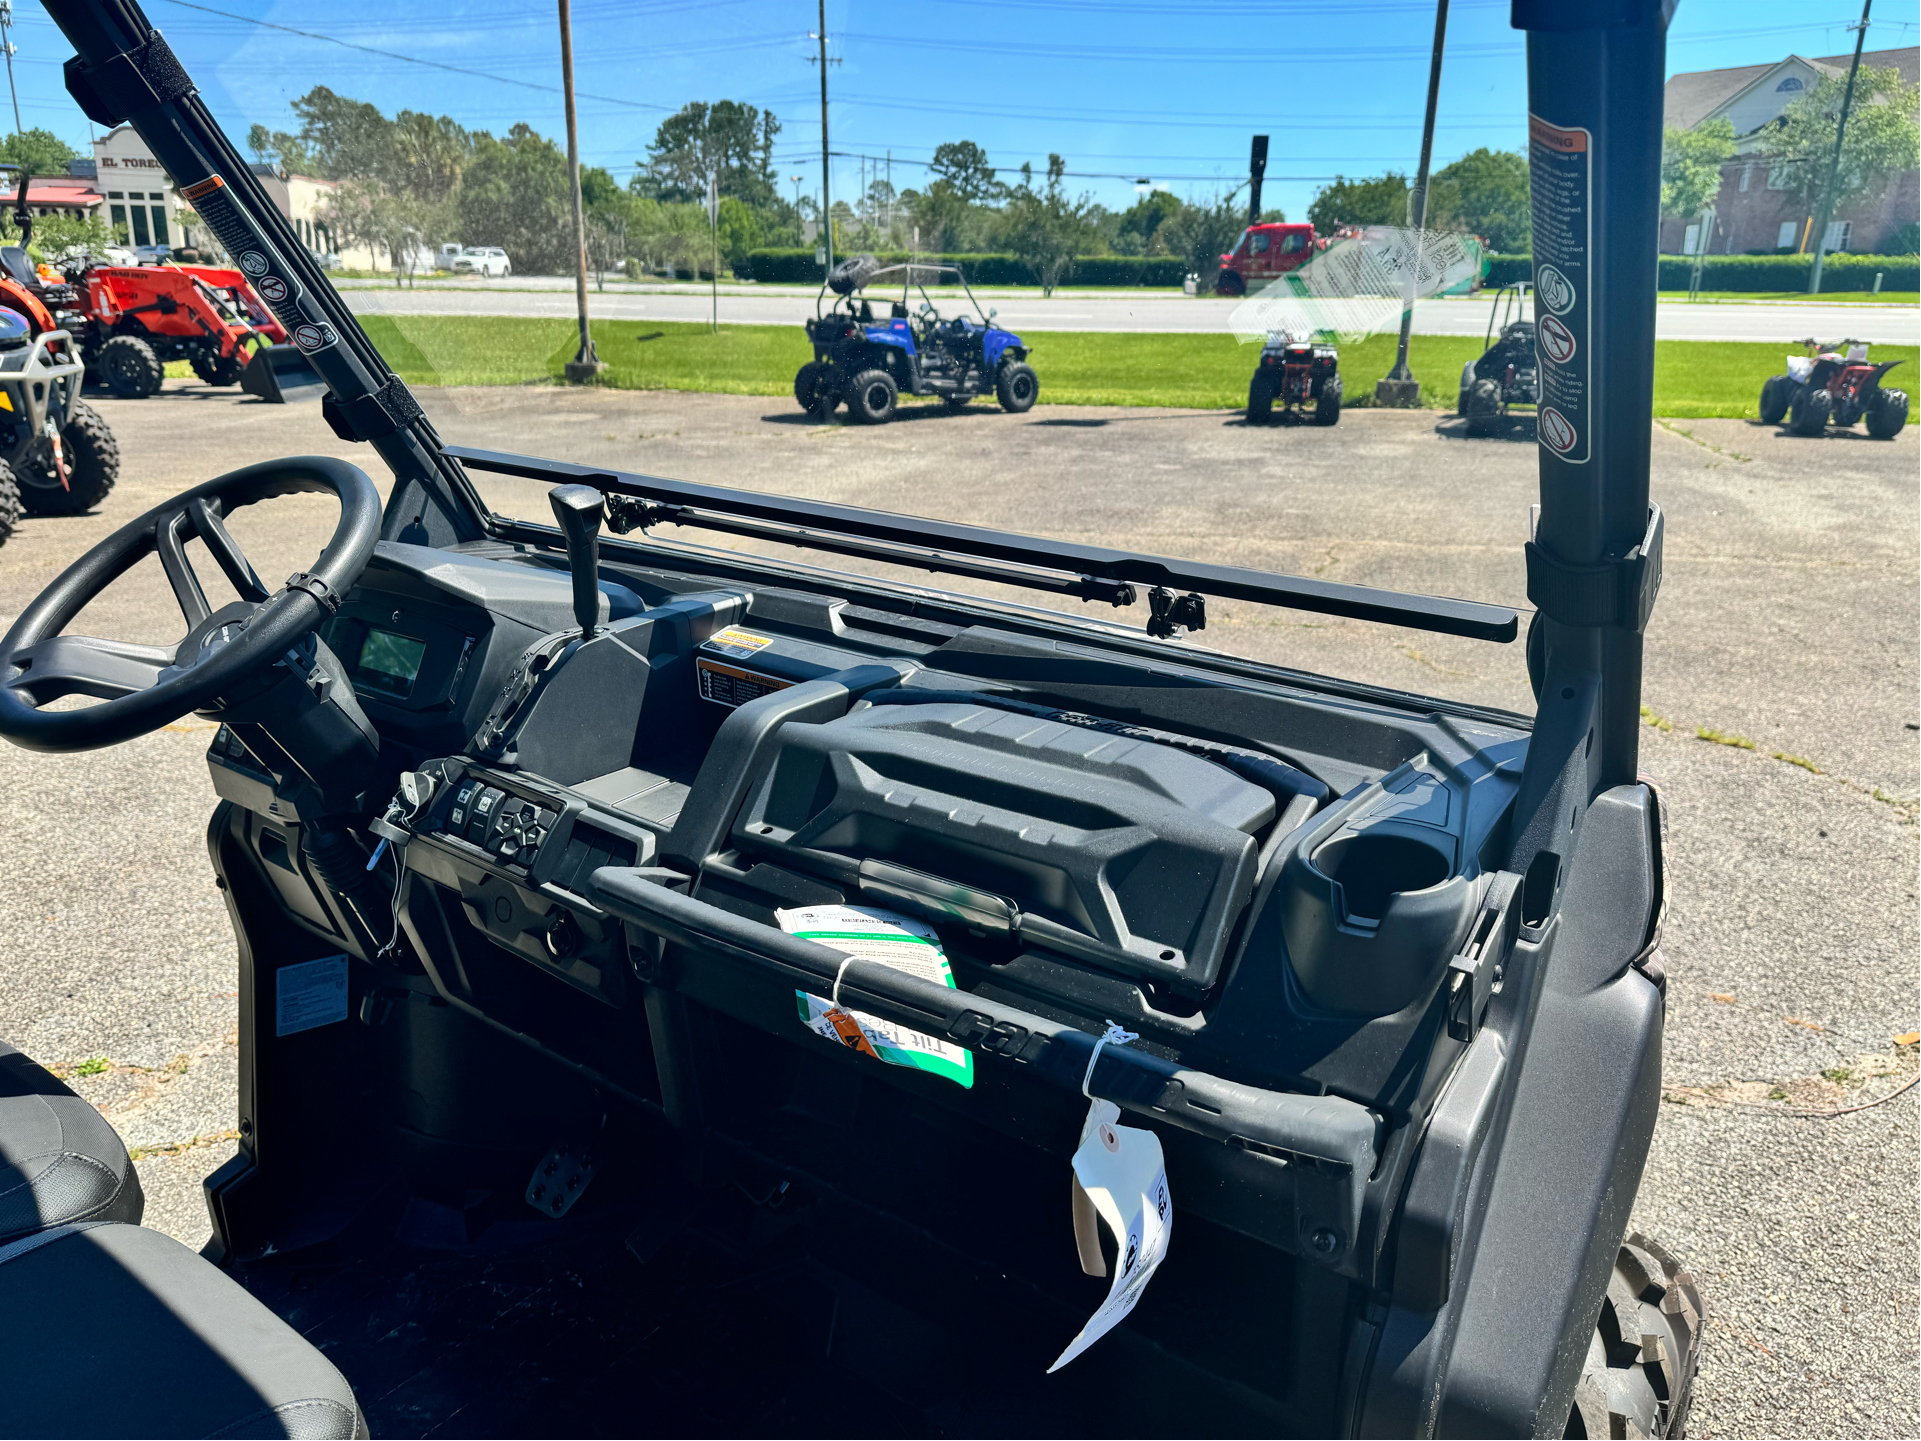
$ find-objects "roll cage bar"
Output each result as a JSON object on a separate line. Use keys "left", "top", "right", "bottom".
{"left": 816, "top": 259, "right": 993, "bottom": 327}
{"left": 39, "top": 0, "right": 1668, "bottom": 883}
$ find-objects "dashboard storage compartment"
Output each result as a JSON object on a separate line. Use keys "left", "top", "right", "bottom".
{"left": 728, "top": 699, "right": 1276, "bottom": 992}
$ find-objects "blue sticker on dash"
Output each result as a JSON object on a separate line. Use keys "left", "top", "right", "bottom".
{"left": 276, "top": 954, "right": 349, "bottom": 1036}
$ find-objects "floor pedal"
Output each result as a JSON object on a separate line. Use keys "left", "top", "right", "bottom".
{"left": 525, "top": 1141, "right": 599, "bottom": 1218}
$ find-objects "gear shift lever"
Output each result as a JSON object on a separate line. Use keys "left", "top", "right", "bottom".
{"left": 547, "top": 484, "right": 605, "bottom": 641}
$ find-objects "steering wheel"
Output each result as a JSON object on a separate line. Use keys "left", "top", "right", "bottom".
{"left": 0, "top": 456, "right": 382, "bottom": 754}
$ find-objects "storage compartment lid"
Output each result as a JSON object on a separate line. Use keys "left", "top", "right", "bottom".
{"left": 731, "top": 701, "right": 1274, "bottom": 992}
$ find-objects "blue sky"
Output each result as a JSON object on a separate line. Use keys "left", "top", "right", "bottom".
{"left": 6, "top": 0, "right": 1915, "bottom": 219}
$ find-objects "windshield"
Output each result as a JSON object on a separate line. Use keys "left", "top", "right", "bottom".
{"left": 16, "top": 0, "right": 1864, "bottom": 712}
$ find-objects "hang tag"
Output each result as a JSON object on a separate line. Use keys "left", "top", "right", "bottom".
{"left": 1071, "top": 1100, "right": 1119, "bottom": 1277}
{"left": 1049, "top": 1100, "right": 1172, "bottom": 1373}
{"left": 780, "top": 904, "right": 974, "bottom": 1089}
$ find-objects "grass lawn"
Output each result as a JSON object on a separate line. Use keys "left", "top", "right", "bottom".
{"left": 1655, "top": 289, "right": 1920, "bottom": 305}
{"left": 355, "top": 315, "right": 1919, "bottom": 420}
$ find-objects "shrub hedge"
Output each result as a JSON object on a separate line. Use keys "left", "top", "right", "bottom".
{"left": 744, "top": 249, "right": 1190, "bottom": 287}
{"left": 1485, "top": 251, "right": 1917, "bottom": 292}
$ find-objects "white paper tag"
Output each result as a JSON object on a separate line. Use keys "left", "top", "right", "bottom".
{"left": 275, "top": 954, "right": 349, "bottom": 1036}
{"left": 1049, "top": 1101, "right": 1172, "bottom": 1372}
{"left": 778, "top": 904, "right": 973, "bottom": 1089}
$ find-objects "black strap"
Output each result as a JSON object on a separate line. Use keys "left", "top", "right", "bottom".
{"left": 322, "top": 376, "right": 425, "bottom": 443}
{"left": 1525, "top": 503, "right": 1663, "bottom": 633}
{"left": 64, "top": 33, "right": 195, "bottom": 127}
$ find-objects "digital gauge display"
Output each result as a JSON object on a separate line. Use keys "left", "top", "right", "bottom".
{"left": 356, "top": 628, "right": 428, "bottom": 699}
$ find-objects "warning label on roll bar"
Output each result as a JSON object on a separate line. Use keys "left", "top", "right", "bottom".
{"left": 1529, "top": 115, "right": 1591, "bottom": 464}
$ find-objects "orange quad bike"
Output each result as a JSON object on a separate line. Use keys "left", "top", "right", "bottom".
{"left": 1759, "top": 338, "right": 1910, "bottom": 438}
{"left": 0, "top": 176, "right": 118, "bottom": 539}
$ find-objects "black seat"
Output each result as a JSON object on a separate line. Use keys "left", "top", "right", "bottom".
{"left": 0, "top": 1039, "right": 143, "bottom": 1244}
{"left": 0, "top": 1222, "right": 365, "bottom": 1438}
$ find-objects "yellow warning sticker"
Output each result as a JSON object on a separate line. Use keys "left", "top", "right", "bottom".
{"left": 702, "top": 626, "right": 774, "bottom": 660}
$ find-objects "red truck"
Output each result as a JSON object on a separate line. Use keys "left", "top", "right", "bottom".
{"left": 1215, "top": 222, "right": 1325, "bottom": 296}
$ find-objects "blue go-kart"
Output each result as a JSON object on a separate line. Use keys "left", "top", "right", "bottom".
{"left": 795, "top": 255, "right": 1037, "bottom": 424}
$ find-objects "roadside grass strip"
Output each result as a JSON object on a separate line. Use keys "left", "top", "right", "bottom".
{"left": 356, "top": 315, "right": 1921, "bottom": 420}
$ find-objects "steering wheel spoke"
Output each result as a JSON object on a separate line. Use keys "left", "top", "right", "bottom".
{"left": 4, "top": 634, "right": 174, "bottom": 705}
{"left": 156, "top": 499, "right": 271, "bottom": 628}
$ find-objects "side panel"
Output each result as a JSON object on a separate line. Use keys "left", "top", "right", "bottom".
{"left": 983, "top": 329, "right": 1022, "bottom": 370}
{"left": 1357, "top": 785, "right": 1665, "bottom": 1438}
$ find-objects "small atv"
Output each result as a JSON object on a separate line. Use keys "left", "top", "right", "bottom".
{"left": 1246, "top": 333, "right": 1341, "bottom": 424}
{"left": 1458, "top": 284, "right": 1538, "bottom": 437}
{"left": 1760, "top": 339, "right": 1908, "bottom": 438}
{"left": 794, "top": 255, "right": 1036, "bottom": 424}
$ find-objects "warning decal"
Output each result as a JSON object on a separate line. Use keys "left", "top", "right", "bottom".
{"left": 1528, "top": 115, "right": 1591, "bottom": 465}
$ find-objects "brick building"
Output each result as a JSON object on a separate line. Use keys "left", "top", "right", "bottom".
{"left": 1660, "top": 46, "right": 1919, "bottom": 256}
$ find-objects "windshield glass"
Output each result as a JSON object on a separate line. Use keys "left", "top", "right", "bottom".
{"left": 16, "top": 0, "right": 1851, "bottom": 713}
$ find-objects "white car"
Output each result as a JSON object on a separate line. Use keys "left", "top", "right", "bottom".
{"left": 452, "top": 246, "right": 511, "bottom": 278}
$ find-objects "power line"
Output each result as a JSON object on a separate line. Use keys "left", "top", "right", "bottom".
{"left": 152, "top": 0, "right": 680, "bottom": 110}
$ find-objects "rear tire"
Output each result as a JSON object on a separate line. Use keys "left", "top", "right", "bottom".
{"left": 1247, "top": 373, "right": 1274, "bottom": 424}
{"left": 190, "top": 350, "right": 245, "bottom": 386}
{"left": 846, "top": 368, "right": 898, "bottom": 424}
{"left": 1215, "top": 270, "right": 1246, "bottom": 297}
{"left": 1790, "top": 385, "right": 1832, "bottom": 436}
{"left": 0, "top": 460, "right": 19, "bottom": 547}
{"left": 97, "top": 335, "right": 162, "bottom": 398}
{"left": 996, "top": 361, "right": 1038, "bottom": 413}
{"left": 1758, "top": 373, "right": 1794, "bottom": 425}
{"left": 1465, "top": 377, "right": 1503, "bottom": 437}
{"left": 1564, "top": 1234, "right": 1704, "bottom": 1440}
{"left": 19, "top": 401, "right": 119, "bottom": 515}
{"left": 1314, "top": 373, "right": 1343, "bottom": 426}
{"left": 1866, "top": 387, "right": 1909, "bottom": 439}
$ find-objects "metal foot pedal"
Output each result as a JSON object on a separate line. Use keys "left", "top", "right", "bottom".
{"left": 526, "top": 1141, "right": 599, "bottom": 1218}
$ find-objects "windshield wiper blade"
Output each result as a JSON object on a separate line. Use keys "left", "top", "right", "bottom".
{"left": 449, "top": 446, "right": 1519, "bottom": 644}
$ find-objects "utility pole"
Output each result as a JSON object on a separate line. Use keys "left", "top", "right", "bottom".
{"left": 706, "top": 169, "right": 719, "bottom": 333}
{"left": 810, "top": 0, "right": 838, "bottom": 277}
{"left": 558, "top": 0, "right": 602, "bottom": 381}
{"left": 1808, "top": 0, "right": 1871, "bottom": 294}
{"left": 1378, "top": 0, "right": 1449, "bottom": 407}
{"left": 0, "top": 2, "right": 22, "bottom": 138}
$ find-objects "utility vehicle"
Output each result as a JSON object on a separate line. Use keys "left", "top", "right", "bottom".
{"left": 1215, "top": 222, "right": 1323, "bottom": 296}
{"left": 0, "top": 2, "right": 1700, "bottom": 1437}
{"left": 1458, "top": 284, "right": 1539, "bottom": 437}
{"left": 795, "top": 254, "right": 1036, "bottom": 423}
{"left": 1246, "top": 333, "right": 1342, "bottom": 425}
{"left": 1759, "top": 338, "right": 1909, "bottom": 438}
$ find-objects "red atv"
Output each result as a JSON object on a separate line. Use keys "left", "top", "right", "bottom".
{"left": 1759, "top": 339, "right": 1909, "bottom": 438}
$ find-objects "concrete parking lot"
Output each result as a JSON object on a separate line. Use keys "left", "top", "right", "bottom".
{"left": 0, "top": 379, "right": 1913, "bottom": 1437}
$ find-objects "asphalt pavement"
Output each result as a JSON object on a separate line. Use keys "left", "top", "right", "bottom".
{"left": 0, "top": 379, "right": 1912, "bottom": 1437}
{"left": 337, "top": 278, "right": 1921, "bottom": 346}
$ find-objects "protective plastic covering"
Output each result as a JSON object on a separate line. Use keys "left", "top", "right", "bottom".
{"left": 1228, "top": 225, "right": 1480, "bottom": 344}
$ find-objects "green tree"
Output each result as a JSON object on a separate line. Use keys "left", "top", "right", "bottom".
{"left": 458, "top": 124, "right": 574, "bottom": 274}
{"left": 0, "top": 129, "right": 78, "bottom": 179}
{"left": 1306, "top": 172, "right": 1408, "bottom": 231}
{"left": 1659, "top": 119, "right": 1734, "bottom": 223}
{"left": 1112, "top": 189, "right": 1183, "bottom": 256}
{"left": 1428, "top": 147, "right": 1531, "bottom": 252}
{"left": 1757, "top": 65, "right": 1921, "bottom": 216}
{"left": 998, "top": 154, "right": 1097, "bottom": 294}
{"left": 25, "top": 212, "right": 117, "bottom": 263}
{"left": 639, "top": 101, "right": 781, "bottom": 208}
{"left": 1158, "top": 190, "right": 1245, "bottom": 287}
{"left": 928, "top": 141, "right": 1001, "bottom": 205}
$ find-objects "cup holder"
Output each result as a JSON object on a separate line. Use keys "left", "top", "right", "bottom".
{"left": 1280, "top": 823, "right": 1472, "bottom": 1016}
{"left": 1316, "top": 833, "right": 1452, "bottom": 923}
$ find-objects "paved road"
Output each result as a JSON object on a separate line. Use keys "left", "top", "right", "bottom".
{"left": 0, "top": 381, "right": 1912, "bottom": 1436}
{"left": 339, "top": 279, "right": 1921, "bottom": 345}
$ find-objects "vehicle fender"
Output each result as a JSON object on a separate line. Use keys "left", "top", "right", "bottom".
{"left": 1460, "top": 359, "right": 1477, "bottom": 390}
{"left": 984, "top": 330, "right": 1023, "bottom": 369}
{"left": 1357, "top": 784, "right": 1666, "bottom": 1439}
{"left": 1868, "top": 359, "right": 1903, "bottom": 390}
{"left": 863, "top": 324, "right": 916, "bottom": 355}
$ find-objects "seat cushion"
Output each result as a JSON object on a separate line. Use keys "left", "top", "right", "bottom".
{"left": 0, "top": 1039, "right": 143, "bottom": 1244}
{"left": 0, "top": 1223, "right": 364, "bottom": 1438}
